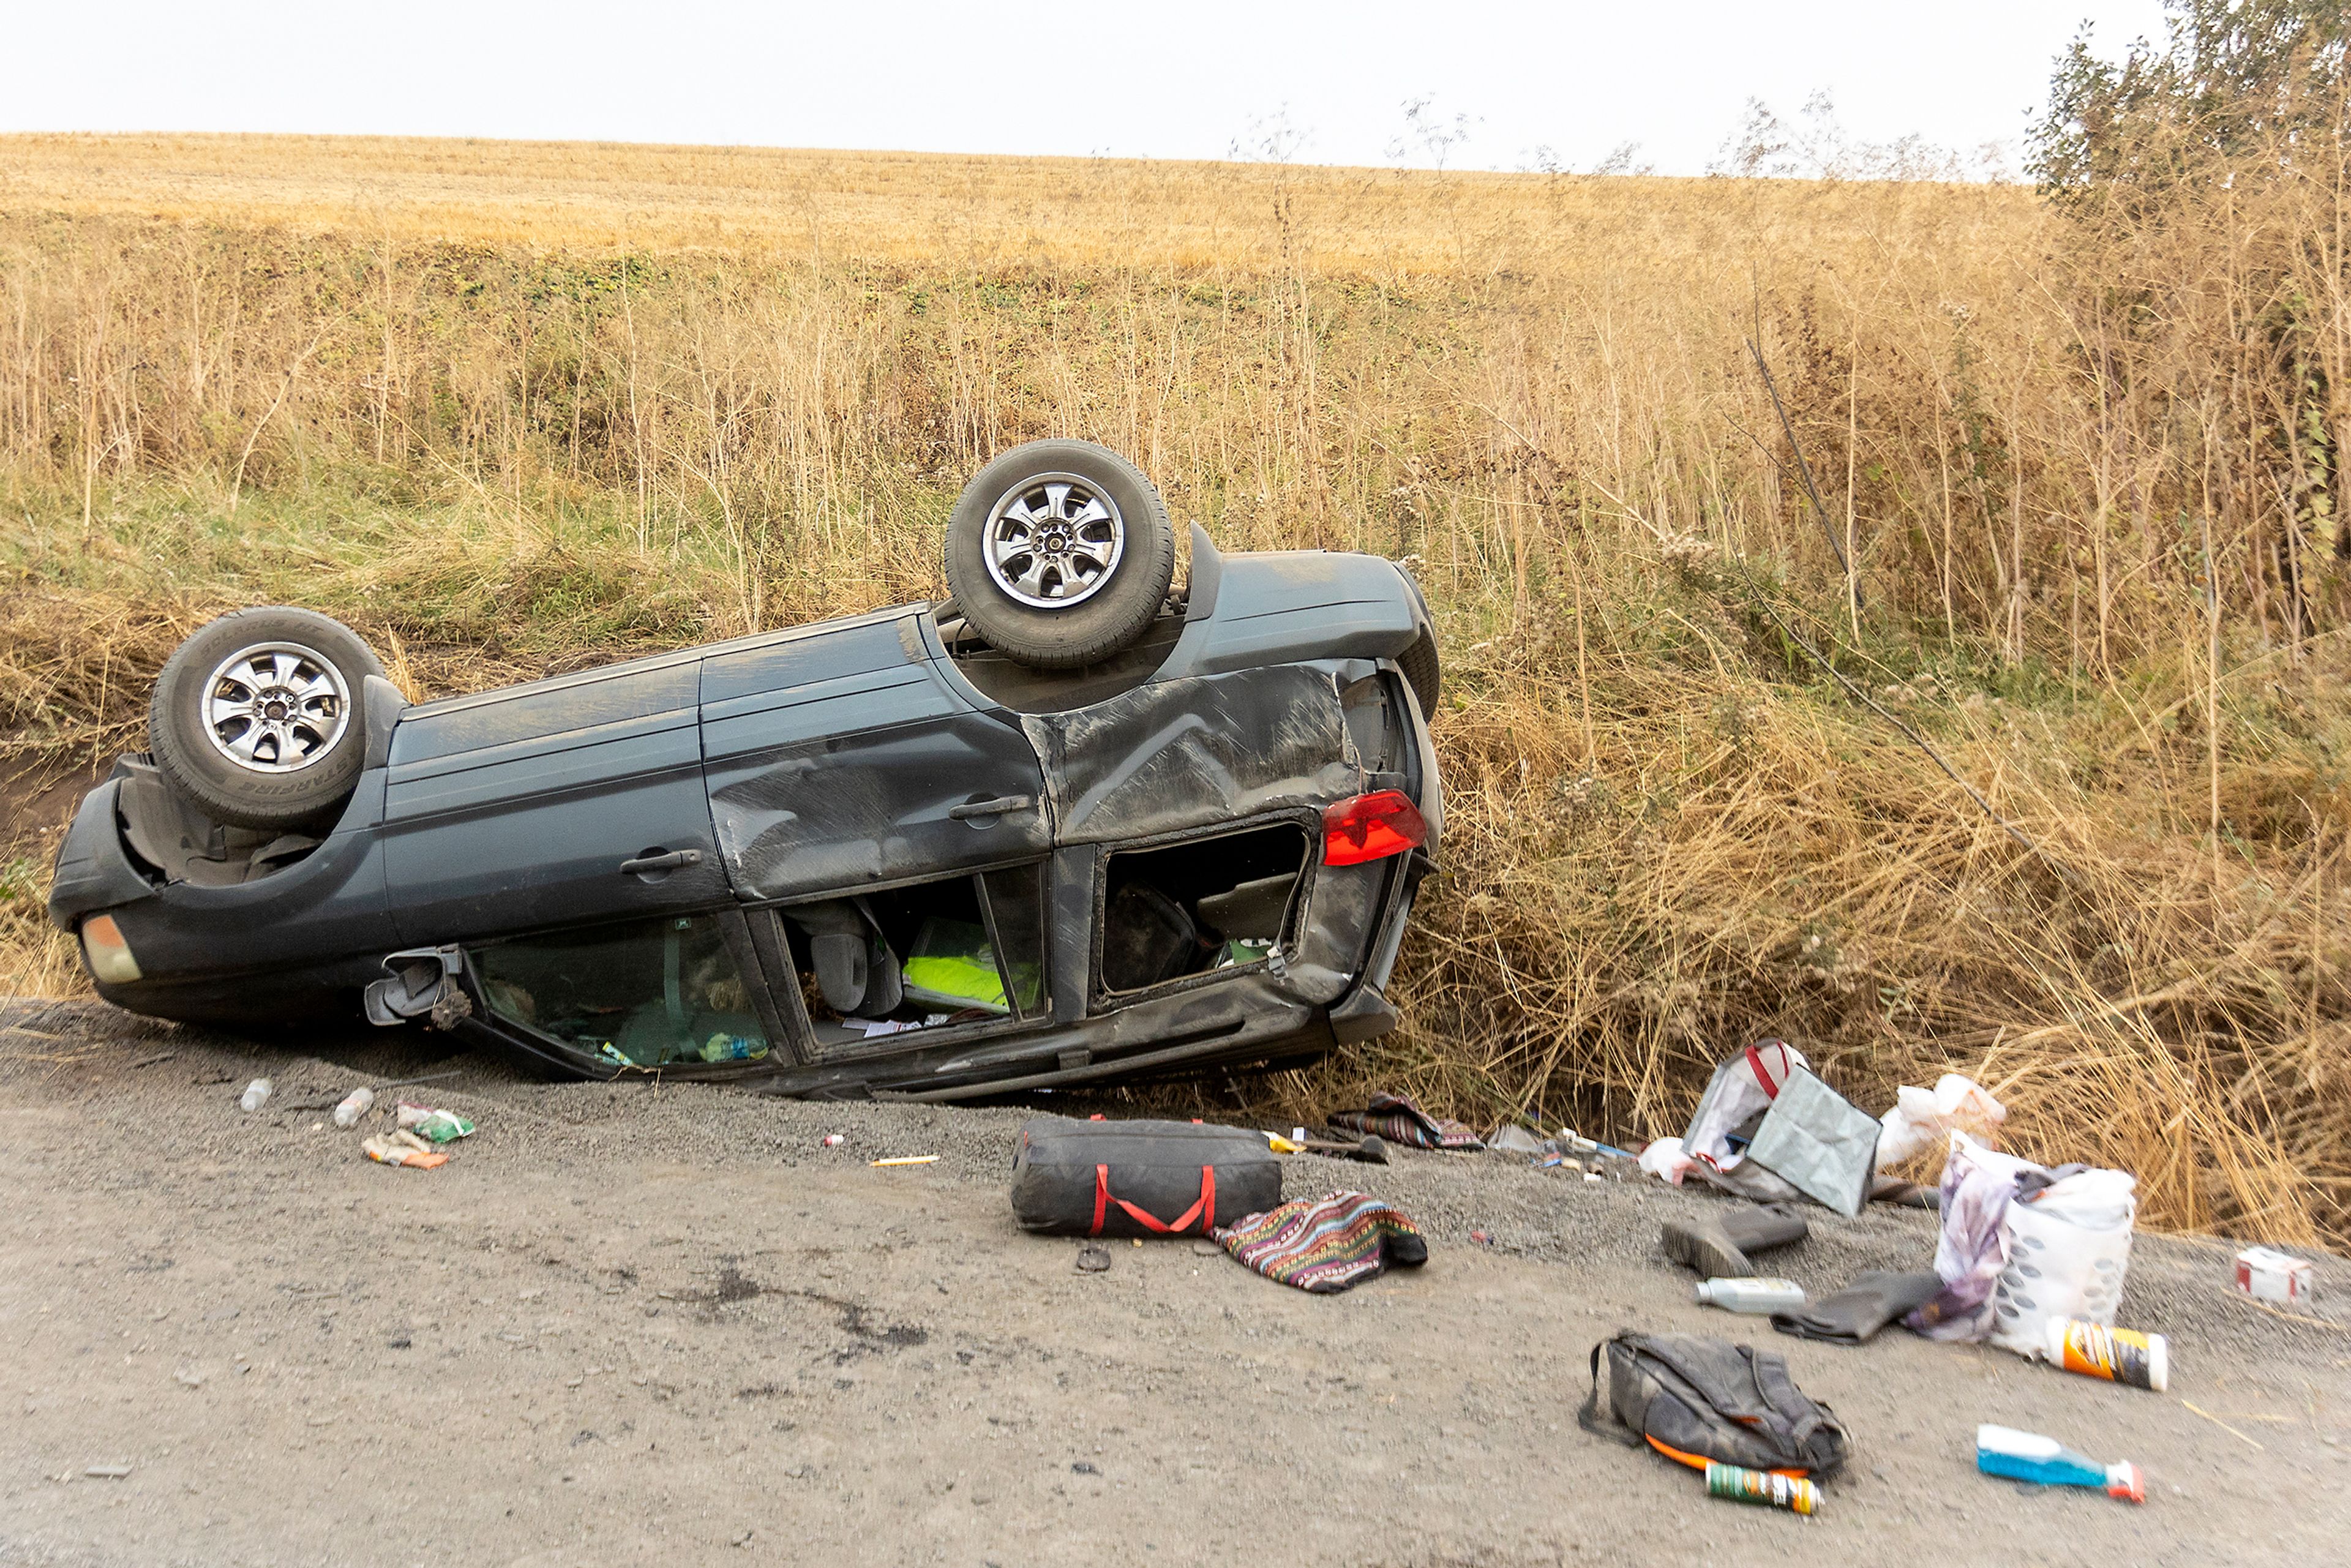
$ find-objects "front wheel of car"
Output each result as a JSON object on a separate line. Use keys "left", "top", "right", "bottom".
{"left": 147, "top": 606, "right": 386, "bottom": 830}
{"left": 943, "top": 440, "right": 1177, "bottom": 670}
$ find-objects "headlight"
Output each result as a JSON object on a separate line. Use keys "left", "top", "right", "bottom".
{"left": 80, "top": 914, "right": 143, "bottom": 983}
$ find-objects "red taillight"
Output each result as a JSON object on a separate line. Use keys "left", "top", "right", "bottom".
{"left": 1321, "top": 789, "right": 1428, "bottom": 867}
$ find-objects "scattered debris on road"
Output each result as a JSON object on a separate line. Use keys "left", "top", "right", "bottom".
{"left": 1011, "top": 1117, "right": 1280, "bottom": 1237}
{"left": 1209, "top": 1191, "right": 1427, "bottom": 1294}
{"left": 1768, "top": 1270, "right": 1941, "bottom": 1347}
{"left": 2044, "top": 1319, "right": 2169, "bottom": 1391}
{"left": 1580, "top": 1332, "right": 1848, "bottom": 1510}
{"left": 362, "top": 1133, "right": 447, "bottom": 1169}
{"left": 1692, "top": 1277, "right": 1804, "bottom": 1315}
{"left": 2235, "top": 1245, "right": 2317, "bottom": 1305}
{"left": 1976, "top": 1424, "right": 2143, "bottom": 1503}
{"left": 1328, "top": 1092, "right": 1481, "bottom": 1152}
{"left": 1706, "top": 1462, "right": 1818, "bottom": 1515}
{"left": 394, "top": 1103, "right": 474, "bottom": 1143}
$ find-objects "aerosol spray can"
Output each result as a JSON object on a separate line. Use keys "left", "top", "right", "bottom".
{"left": 1704, "top": 1461, "right": 1819, "bottom": 1515}
{"left": 2043, "top": 1318, "right": 2169, "bottom": 1392}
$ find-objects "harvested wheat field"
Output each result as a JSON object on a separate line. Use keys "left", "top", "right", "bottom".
{"left": 1, "top": 127, "right": 2345, "bottom": 1255}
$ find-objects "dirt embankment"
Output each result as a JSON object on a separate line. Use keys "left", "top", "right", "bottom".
{"left": 0, "top": 999, "right": 2344, "bottom": 1567}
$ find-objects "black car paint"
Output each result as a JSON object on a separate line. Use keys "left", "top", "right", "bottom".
{"left": 47, "top": 534, "right": 1442, "bottom": 1097}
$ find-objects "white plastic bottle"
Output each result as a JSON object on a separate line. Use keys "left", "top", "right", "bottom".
{"left": 239, "top": 1078, "right": 272, "bottom": 1112}
{"left": 332, "top": 1087, "right": 375, "bottom": 1128}
{"left": 1693, "top": 1277, "right": 1806, "bottom": 1314}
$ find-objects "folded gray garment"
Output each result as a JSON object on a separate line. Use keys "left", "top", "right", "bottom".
{"left": 1771, "top": 1270, "right": 1944, "bottom": 1346}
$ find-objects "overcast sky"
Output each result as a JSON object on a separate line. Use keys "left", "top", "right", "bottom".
{"left": 4, "top": 1, "right": 2172, "bottom": 177}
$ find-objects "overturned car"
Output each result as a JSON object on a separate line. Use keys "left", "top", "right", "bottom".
{"left": 47, "top": 441, "right": 1442, "bottom": 1098}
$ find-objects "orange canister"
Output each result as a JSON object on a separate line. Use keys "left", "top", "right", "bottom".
{"left": 2044, "top": 1318, "right": 2169, "bottom": 1392}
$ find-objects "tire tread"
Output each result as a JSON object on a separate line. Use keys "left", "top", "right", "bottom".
{"left": 147, "top": 607, "right": 384, "bottom": 830}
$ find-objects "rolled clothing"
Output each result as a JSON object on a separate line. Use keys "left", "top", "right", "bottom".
{"left": 1771, "top": 1270, "right": 1944, "bottom": 1346}
{"left": 1327, "top": 1092, "right": 1482, "bottom": 1151}
{"left": 1213, "top": 1191, "right": 1428, "bottom": 1293}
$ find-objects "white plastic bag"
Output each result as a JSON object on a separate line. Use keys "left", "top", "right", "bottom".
{"left": 1638, "top": 1136, "right": 1692, "bottom": 1185}
{"left": 1987, "top": 1166, "right": 2137, "bottom": 1357}
{"left": 1875, "top": 1073, "right": 2008, "bottom": 1172}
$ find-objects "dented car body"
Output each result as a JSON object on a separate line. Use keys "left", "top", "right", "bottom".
{"left": 47, "top": 530, "right": 1441, "bottom": 1098}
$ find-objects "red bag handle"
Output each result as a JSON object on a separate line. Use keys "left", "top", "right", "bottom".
{"left": 1745, "top": 1041, "right": 1784, "bottom": 1098}
{"left": 1091, "top": 1163, "right": 1217, "bottom": 1236}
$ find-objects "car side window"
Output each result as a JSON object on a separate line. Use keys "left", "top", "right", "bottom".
{"left": 773, "top": 865, "right": 1045, "bottom": 1054}
{"left": 1100, "top": 821, "right": 1310, "bottom": 995}
{"left": 473, "top": 912, "right": 771, "bottom": 1069}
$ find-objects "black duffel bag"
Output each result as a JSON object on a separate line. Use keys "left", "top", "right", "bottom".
{"left": 1011, "top": 1116, "right": 1283, "bottom": 1238}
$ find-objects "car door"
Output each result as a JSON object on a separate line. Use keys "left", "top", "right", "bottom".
{"left": 699, "top": 610, "right": 1052, "bottom": 901}
{"left": 380, "top": 653, "right": 730, "bottom": 945}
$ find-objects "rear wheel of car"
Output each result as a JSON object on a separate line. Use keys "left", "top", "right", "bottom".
{"left": 943, "top": 440, "right": 1177, "bottom": 670}
{"left": 148, "top": 607, "right": 385, "bottom": 830}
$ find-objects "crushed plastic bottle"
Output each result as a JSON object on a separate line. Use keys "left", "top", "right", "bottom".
{"left": 1693, "top": 1278, "right": 1807, "bottom": 1314}
{"left": 699, "top": 1032, "right": 769, "bottom": 1063}
{"left": 332, "top": 1087, "right": 375, "bottom": 1128}
{"left": 1976, "top": 1424, "right": 2143, "bottom": 1504}
{"left": 239, "top": 1078, "right": 272, "bottom": 1112}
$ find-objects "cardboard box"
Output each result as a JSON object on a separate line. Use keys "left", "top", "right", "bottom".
{"left": 2234, "top": 1247, "right": 2317, "bottom": 1305}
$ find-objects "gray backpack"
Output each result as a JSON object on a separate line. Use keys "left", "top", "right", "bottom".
{"left": 1577, "top": 1332, "right": 1850, "bottom": 1479}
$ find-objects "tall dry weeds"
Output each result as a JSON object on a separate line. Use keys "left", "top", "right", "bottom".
{"left": 0, "top": 122, "right": 2344, "bottom": 1245}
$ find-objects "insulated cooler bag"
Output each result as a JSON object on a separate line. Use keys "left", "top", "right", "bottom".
{"left": 1010, "top": 1117, "right": 1282, "bottom": 1238}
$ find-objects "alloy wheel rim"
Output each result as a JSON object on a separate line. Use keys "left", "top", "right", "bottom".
{"left": 198, "top": 641, "right": 350, "bottom": 774}
{"left": 981, "top": 473, "right": 1127, "bottom": 609}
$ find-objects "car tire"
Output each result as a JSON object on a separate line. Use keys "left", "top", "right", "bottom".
{"left": 943, "top": 440, "right": 1177, "bottom": 670}
{"left": 148, "top": 607, "right": 386, "bottom": 830}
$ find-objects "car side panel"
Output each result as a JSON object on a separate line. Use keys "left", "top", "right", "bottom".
{"left": 701, "top": 615, "right": 1052, "bottom": 901}
{"left": 381, "top": 661, "right": 728, "bottom": 944}
{"left": 1018, "top": 663, "right": 1359, "bottom": 846}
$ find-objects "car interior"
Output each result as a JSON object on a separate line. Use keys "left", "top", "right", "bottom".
{"left": 472, "top": 912, "right": 771, "bottom": 1069}
{"left": 1099, "top": 822, "right": 1311, "bottom": 994}
{"left": 776, "top": 865, "right": 1048, "bottom": 1052}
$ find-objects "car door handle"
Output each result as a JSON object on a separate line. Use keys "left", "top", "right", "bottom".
{"left": 619, "top": 849, "right": 703, "bottom": 875}
{"left": 948, "top": 794, "right": 1034, "bottom": 820}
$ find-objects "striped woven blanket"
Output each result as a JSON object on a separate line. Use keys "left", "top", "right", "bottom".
{"left": 1212, "top": 1191, "right": 1429, "bottom": 1293}
{"left": 1328, "top": 1092, "right": 1483, "bottom": 1151}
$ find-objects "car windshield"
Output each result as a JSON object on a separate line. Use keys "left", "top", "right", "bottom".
{"left": 473, "top": 913, "right": 769, "bottom": 1069}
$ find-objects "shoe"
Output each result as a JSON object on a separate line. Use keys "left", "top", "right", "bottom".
{"left": 1661, "top": 1202, "right": 1809, "bottom": 1277}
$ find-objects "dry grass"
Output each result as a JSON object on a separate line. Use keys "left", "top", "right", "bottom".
{"left": 0, "top": 134, "right": 2344, "bottom": 1247}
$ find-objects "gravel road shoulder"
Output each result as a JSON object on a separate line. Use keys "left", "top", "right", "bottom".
{"left": 1, "top": 1000, "right": 2343, "bottom": 1567}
